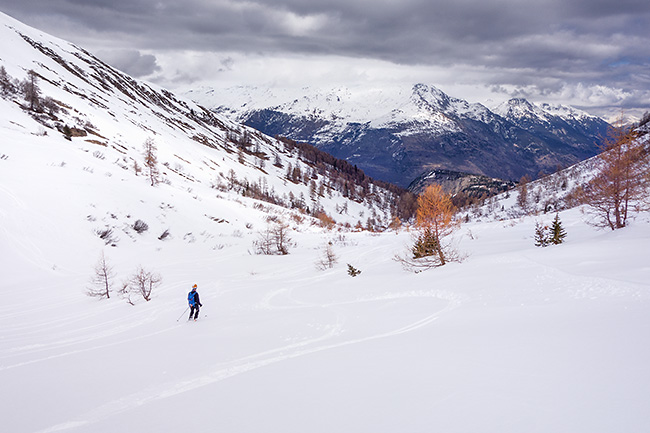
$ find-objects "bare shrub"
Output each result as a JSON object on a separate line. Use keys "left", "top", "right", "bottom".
{"left": 122, "top": 266, "right": 162, "bottom": 302}
{"left": 132, "top": 219, "right": 149, "bottom": 234}
{"left": 254, "top": 225, "right": 276, "bottom": 255}
{"left": 96, "top": 227, "right": 117, "bottom": 245}
{"left": 316, "top": 212, "right": 336, "bottom": 229}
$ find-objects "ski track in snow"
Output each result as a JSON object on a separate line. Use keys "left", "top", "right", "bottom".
{"left": 33, "top": 288, "right": 461, "bottom": 433}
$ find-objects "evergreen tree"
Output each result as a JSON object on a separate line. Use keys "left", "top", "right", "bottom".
{"left": 0, "top": 65, "right": 14, "bottom": 96}
{"left": 347, "top": 264, "right": 361, "bottom": 277}
{"left": 549, "top": 213, "right": 567, "bottom": 245}
{"left": 412, "top": 228, "right": 440, "bottom": 258}
{"left": 62, "top": 125, "right": 72, "bottom": 141}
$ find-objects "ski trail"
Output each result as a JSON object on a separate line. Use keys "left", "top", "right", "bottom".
{"left": 35, "top": 290, "right": 461, "bottom": 433}
{"left": 0, "top": 323, "right": 179, "bottom": 371}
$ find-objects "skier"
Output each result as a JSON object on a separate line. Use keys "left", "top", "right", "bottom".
{"left": 188, "top": 284, "right": 203, "bottom": 321}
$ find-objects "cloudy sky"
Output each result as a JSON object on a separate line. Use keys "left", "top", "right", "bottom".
{"left": 1, "top": 0, "right": 649, "bottom": 119}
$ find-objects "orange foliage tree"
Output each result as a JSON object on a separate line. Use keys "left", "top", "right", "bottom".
{"left": 578, "top": 124, "right": 649, "bottom": 230}
{"left": 412, "top": 184, "right": 460, "bottom": 266}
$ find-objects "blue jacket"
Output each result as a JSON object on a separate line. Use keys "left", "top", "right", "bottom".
{"left": 188, "top": 289, "right": 202, "bottom": 307}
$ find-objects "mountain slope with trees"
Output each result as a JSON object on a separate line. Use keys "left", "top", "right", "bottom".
{"left": 192, "top": 84, "right": 610, "bottom": 187}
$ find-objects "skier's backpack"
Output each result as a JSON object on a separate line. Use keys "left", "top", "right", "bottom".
{"left": 188, "top": 291, "right": 195, "bottom": 306}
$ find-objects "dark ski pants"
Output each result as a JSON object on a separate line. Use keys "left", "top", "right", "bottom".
{"left": 189, "top": 305, "right": 200, "bottom": 320}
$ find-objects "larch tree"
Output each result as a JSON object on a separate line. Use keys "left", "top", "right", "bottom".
{"left": 142, "top": 138, "right": 159, "bottom": 186}
{"left": 411, "top": 184, "right": 460, "bottom": 267}
{"left": 87, "top": 251, "right": 115, "bottom": 299}
{"left": 315, "top": 242, "right": 338, "bottom": 270}
{"left": 272, "top": 220, "right": 292, "bottom": 255}
{"left": 22, "top": 69, "right": 41, "bottom": 111}
{"left": 254, "top": 220, "right": 293, "bottom": 255}
{"left": 517, "top": 175, "right": 531, "bottom": 214}
{"left": 577, "top": 123, "right": 649, "bottom": 230}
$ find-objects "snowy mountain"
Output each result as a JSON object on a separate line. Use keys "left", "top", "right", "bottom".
{"left": 493, "top": 98, "right": 610, "bottom": 150}
{"left": 2, "top": 12, "right": 650, "bottom": 433}
{"left": 192, "top": 84, "right": 610, "bottom": 187}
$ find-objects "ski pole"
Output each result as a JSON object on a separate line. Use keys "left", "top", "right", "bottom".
{"left": 176, "top": 306, "right": 189, "bottom": 322}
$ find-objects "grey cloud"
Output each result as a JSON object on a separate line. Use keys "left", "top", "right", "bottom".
{"left": 97, "top": 49, "right": 161, "bottom": 77}
{"left": 220, "top": 57, "right": 234, "bottom": 71}
{"left": 1, "top": 0, "right": 648, "bottom": 114}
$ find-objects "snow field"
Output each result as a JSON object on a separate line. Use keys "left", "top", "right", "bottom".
{"left": 2, "top": 198, "right": 650, "bottom": 432}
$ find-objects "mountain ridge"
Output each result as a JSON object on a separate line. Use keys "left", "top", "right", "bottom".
{"left": 194, "top": 84, "right": 611, "bottom": 187}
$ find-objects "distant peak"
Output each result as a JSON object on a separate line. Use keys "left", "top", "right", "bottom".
{"left": 506, "top": 98, "right": 535, "bottom": 108}
{"left": 410, "top": 83, "right": 453, "bottom": 111}
{"left": 412, "top": 83, "right": 448, "bottom": 98}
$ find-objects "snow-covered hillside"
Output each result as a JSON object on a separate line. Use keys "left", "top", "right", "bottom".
{"left": 2, "top": 11, "right": 650, "bottom": 433}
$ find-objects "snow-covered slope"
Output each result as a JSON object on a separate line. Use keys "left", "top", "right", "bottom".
{"left": 2, "top": 12, "right": 650, "bottom": 433}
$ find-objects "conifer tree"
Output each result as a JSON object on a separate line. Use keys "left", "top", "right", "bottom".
{"left": 347, "top": 264, "right": 361, "bottom": 277}
{"left": 412, "top": 228, "right": 440, "bottom": 258}
{"left": 0, "top": 65, "right": 14, "bottom": 96}
{"left": 549, "top": 213, "right": 567, "bottom": 245}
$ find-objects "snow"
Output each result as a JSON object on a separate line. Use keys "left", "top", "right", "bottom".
{"left": 186, "top": 83, "right": 495, "bottom": 135}
{"left": 2, "top": 10, "right": 650, "bottom": 433}
{"left": 493, "top": 98, "right": 600, "bottom": 124}
{"left": 2, "top": 186, "right": 650, "bottom": 433}
{"left": 187, "top": 83, "right": 593, "bottom": 138}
